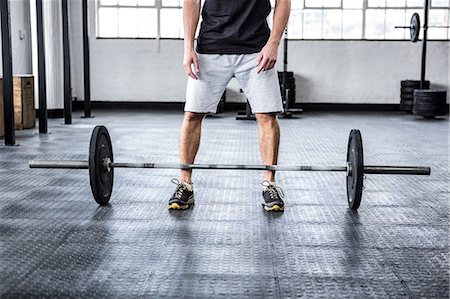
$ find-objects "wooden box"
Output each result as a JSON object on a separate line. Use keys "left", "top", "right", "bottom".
{"left": 0, "top": 75, "right": 35, "bottom": 137}
{"left": 14, "top": 75, "right": 35, "bottom": 130}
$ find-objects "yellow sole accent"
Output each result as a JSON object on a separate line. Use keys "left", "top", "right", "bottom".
{"left": 168, "top": 203, "right": 189, "bottom": 210}
{"left": 264, "top": 205, "right": 284, "bottom": 212}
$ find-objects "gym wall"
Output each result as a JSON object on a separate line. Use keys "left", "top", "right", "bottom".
{"left": 67, "top": 0, "right": 449, "bottom": 106}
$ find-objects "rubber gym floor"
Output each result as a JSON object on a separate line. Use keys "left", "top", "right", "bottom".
{"left": 0, "top": 110, "right": 448, "bottom": 298}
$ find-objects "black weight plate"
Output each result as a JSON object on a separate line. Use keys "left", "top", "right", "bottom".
{"left": 89, "top": 125, "right": 114, "bottom": 205}
{"left": 401, "top": 80, "right": 430, "bottom": 88}
{"left": 401, "top": 87, "right": 420, "bottom": 94}
{"left": 346, "top": 129, "right": 364, "bottom": 210}
{"left": 410, "top": 13, "right": 420, "bottom": 43}
{"left": 400, "top": 94, "right": 414, "bottom": 100}
{"left": 413, "top": 90, "right": 448, "bottom": 117}
{"left": 277, "top": 71, "right": 294, "bottom": 78}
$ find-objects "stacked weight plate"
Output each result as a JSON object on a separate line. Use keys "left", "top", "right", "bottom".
{"left": 413, "top": 89, "right": 448, "bottom": 118}
{"left": 400, "top": 80, "right": 430, "bottom": 112}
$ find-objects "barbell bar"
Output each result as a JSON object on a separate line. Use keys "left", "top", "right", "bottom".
{"left": 395, "top": 26, "right": 450, "bottom": 29}
{"left": 28, "top": 125, "right": 431, "bottom": 211}
{"left": 29, "top": 160, "right": 430, "bottom": 175}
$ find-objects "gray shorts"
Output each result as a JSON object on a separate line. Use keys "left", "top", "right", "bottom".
{"left": 185, "top": 53, "right": 283, "bottom": 114}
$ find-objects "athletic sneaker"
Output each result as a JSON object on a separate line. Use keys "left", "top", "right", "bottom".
{"left": 168, "top": 179, "right": 195, "bottom": 210}
{"left": 261, "top": 181, "right": 285, "bottom": 212}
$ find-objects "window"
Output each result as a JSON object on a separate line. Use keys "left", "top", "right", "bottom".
{"left": 97, "top": 0, "right": 450, "bottom": 40}
{"left": 364, "top": 0, "right": 450, "bottom": 39}
{"left": 97, "top": 0, "right": 184, "bottom": 38}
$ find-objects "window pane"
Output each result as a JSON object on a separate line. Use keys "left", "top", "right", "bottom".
{"left": 288, "top": 10, "right": 303, "bottom": 38}
{"left": 343, "top": 0, "right": 363, "bottom": 8}
{"left": 432, "top": 0, "right": 450, "bottom": 7}
{"left": 162, "top": 0, "right": 181, "bottom": 7}
{"left": 180, "top": 9, "right": 185, "bottom": 38}
{"left": 119, "top": 8, "right": 138, "bottom": 37}
{"left": 138, "top": 8, "right": 157, "bottom": 37}
{"left": 368, "top": 0, "right": 386, "bottom": 7}
{"left": 291, "top": 1, "right": 304, "bottom": 9}
{"left": 323, "top": 9, "right": 342, "bottom": 38}
{"left": 161, "top": 8, "right": 182, "bottom": 37}
{"left": 365, "top": 9, "right": 386, "bottom": 38}
{"left": 386, "top": 0, "right": 406, "bottom": 7}
{"left": 385, "top": 9, "right": 406, "bottom": 38}
{"left": 406, "top": 0, "right": 423, "bottom": 6}
{"left": 305, "top": 0, "right": 341, "bottom": 7}
{"left": 303, "top": 9, "right": 323, "bottom": 38}
{"left": 343, "top": 9, "right": 363, "bottom": 38}
{"left": 267, "top": 9, "right": 274, "bottom": 29}
{"left": 323, "top": 0, "right": 341, "bottom": 7}
{"left": 137, "top": 0, "right": 155, "bottom": 5}
{"left": 118, "top": 0, "right": 137, "bottom": 6}
{"left": 428, "top": 9, "right": 449, "bottom": 39}
{"left": 99, "top": 7, "right": 118, "bottom": 37}
{"left": 305, "top": 0, "right": 323, "bottom": 7}
{"left": 100, "top": 0, "right": 118, "bottom": 5}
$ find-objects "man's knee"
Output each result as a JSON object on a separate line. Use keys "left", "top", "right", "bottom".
{"left": 184, "top": 112, "right": 205, "bottom": 123}
{"left": 256, "top": 113, "right": 278, "bottom": 127}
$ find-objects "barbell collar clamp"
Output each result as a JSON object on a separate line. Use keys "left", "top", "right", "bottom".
{"left": 103, "top": 158, "right": 112, "bottom": 173}
{"left": 346, "top": 162, "right": 352, "bottom": 177}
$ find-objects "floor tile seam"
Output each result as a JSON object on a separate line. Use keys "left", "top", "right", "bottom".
{"left": 266, "top": 215, "right": 283, "bottom": 299}
{"left": 136, "top": 218, "right": 183, "bottom": 297}
{"left": 359, "top": 224, "right": 415, "bottom": 298}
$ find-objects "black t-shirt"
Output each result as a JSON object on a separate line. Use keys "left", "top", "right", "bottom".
{"left": 196, "top": 0, "right": 271, "bottom": 54}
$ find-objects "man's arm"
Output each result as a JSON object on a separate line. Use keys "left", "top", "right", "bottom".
{"left": 183, "top": 0, "right": 201, "bottom": 80}
{"left": 257, "top": 0, "right": 291, "bottom": 74}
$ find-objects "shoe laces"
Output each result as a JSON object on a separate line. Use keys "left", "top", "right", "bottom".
{"left": 262, "top": 180, "right": 285, "bottom": 200}
{"left": 171, "top": 179, "right": 186, "bottom": 199}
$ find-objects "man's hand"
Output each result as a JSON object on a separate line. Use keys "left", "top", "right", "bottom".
{"left": 183, "top": 49, "right": 200, "bottom": 80}
{"left": 256, "top": 42, "right": 278, "bottom": 74}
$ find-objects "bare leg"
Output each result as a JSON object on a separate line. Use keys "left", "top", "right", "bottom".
{"left": 180, "top": 112, "right": 205, "bottom": 183}
{"left": 255, "top": 113, "right": 280, "bottom": 182}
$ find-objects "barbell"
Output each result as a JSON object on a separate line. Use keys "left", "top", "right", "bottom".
{"left": 395, "top": 13, "right": 450, "bottom": 42}
{"left": 28, "top": 126, "right": 431, "bottom": 210}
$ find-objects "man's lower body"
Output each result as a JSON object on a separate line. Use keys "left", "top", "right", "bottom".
{"left": 168, "top": 53, "right": 285, "bottom": 212}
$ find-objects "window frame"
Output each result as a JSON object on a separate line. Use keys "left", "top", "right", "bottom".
{"left": 96, "top": 0, "right": 450, "bottom": 41}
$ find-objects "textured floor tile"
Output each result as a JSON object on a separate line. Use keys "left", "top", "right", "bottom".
{"left": 0, "top": 110, "right": 447, "bottom": 298}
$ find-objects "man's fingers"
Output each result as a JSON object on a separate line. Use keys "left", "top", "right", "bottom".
{"left": 193, "top": 56, "right": 200, "bottom": 72}
{"left": 184, "top": 64, "right": 198, "bottom": 80}
{"left": 256, "top": 52, "right": 264, "bottom": 66}
{"left": 257, "top": 57, "right": 270, "bottom": 74}
{"left": 188, "top": 68, "right": 198, "bottom": 80}
{"left": 267, "top": 59, "right": 276, "bottom": 70}
{"left": 184, "top": 59, "right": 198, "bottom": 80}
